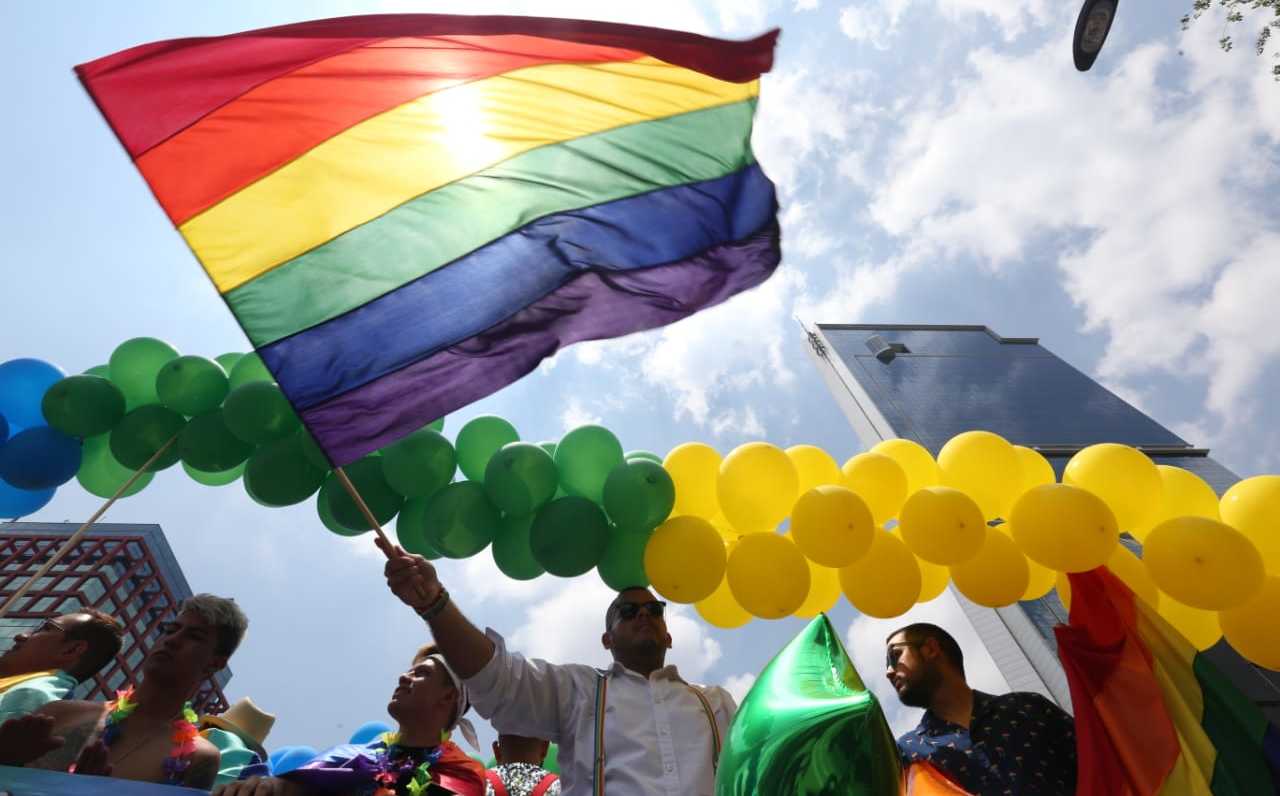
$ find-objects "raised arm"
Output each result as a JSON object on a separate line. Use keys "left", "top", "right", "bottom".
{"left": 376, "top": 536, "right": 495, "bottom": 678}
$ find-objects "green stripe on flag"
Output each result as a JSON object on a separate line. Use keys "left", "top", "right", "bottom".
{"left": 1192, "top": 653, "right": 1276, "bottom": 794}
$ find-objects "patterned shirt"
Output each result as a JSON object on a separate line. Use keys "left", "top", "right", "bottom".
{"left": 895, "top": 690, "right": 1076, "bottom": 795}
{"left": 485, "top": 763, "right": 561, "bottom": 796}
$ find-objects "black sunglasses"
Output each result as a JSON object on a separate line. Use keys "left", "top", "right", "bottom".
{"left": 614, "top": 600, "right": 666, "bottom": 623}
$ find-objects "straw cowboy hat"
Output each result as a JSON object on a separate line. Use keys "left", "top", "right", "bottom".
{"left": 201, "top": 697, "right": 276, "bottom": 759}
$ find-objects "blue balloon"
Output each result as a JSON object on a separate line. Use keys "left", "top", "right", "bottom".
{"left": 0, "top": 413, "right": 8, "bottom": 444}
{"left": 271, "top": 745, "right": 318, "bottom": 775}
{"left": 348, "top": 720, "right": 394, "bottom": 745}
{"left": 0, "top": 426, "right": 82, "bottom": 490}
{"left": 0, "top": 359, "right": 66, "bottom": 434}
{"left": 0, "top": 478, "right": 55, "bottom": 519}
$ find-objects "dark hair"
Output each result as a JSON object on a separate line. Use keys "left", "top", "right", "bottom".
{"left": 886, "top": 622, "right": 965, "bottom": 676}
{"left": 604, "top": 586, "right": 651, "bottom": 631}
{"left": 64, "top": 608, "right": 124, "bottom": 682}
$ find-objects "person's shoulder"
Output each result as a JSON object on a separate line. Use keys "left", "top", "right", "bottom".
{"left": 183, "top": 736, "right": 223, "bottom": 789}
{"left": 999, "top": 691, "right": 1070, "bottom": 714}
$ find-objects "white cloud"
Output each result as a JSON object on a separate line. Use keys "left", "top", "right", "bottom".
{"left": 838, "top": 0, "right": 912, "bottom": 49}
{"left": 794, "top": 0, "right": 820, "bottom": 10}
{"left": 846, "top": 591, "right": 1007, "bottom": 735}
{"left": 709, "top": 407, "right": 767, "bottom": 437}
{"left": 838, "top": 0, "right": 1053, "bottom": 48}
{"left": 723, "top": 672, "right": 757, "bottom": 703}
{"left": 561, "top": 398, "right": 604, "bottom": 431}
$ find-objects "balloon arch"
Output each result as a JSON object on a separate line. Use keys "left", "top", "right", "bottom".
{"left": 1, "top": 340, "right": 1277, "bottom": 674}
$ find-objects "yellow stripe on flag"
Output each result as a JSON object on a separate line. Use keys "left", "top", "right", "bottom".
{"left": 1138, "top": 608, "right": 1216, "bottom": 795}
{"left": 179, "top": 57, "right": 759, "bottom": 293}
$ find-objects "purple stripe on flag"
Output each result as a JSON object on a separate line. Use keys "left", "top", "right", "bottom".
{"left": 301, "top": 219, "right": 780, "bottom": 464}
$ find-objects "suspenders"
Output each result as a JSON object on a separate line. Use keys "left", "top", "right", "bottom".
{"left": 591, "top": 670, "right": 723, "bottom": 795}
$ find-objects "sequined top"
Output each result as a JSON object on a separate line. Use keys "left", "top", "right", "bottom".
{"left": 895, "top": 690, "right": 1076, "bottom": 795}
{"left": 484, "top": 763, "right": 561, "bottom": 796}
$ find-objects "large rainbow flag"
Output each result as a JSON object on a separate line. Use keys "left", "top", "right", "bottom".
{"left": 75, "top": 15, "right": 780, "bottom": 464}
{"left": 1056, "top": 568, "right": 1280, "bottom": 794}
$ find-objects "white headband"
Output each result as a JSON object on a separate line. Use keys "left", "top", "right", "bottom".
{"left": 427, "top": 654, "right": 480, "bottom": 752}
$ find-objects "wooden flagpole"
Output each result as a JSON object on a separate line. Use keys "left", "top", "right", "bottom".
{"left": 0, "top": 435, "right": 179, "bottom": 619}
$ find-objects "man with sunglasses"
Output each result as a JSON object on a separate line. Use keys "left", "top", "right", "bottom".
{"left": 885, "top": 623, "right": 1076, "bottom": 795}
{"left": 377, "top": 536, "right": 735, "bottom": 796}
{"left": 0, "top": 609, "right": 123, "bottom": 722}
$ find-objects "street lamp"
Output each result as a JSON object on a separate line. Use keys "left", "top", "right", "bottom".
{"left": 1073, "top": 0, "right": 1118, "bottom": 72}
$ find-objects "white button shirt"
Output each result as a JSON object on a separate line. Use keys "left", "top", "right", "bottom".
{"left": 465, "top": 629, "right": 736, "bottom": 796}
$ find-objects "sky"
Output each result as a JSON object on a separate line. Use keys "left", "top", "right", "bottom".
{"left": 3, "top": 0, "right": 1279, "bottom": 756}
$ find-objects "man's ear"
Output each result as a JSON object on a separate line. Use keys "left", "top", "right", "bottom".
{"left": 601, "top": 631, "right": 613, "bottom": 651}
{"left": 663, "top": 632, "right": 673, "bottom": 650}
{"left": 60, "top": 639, "right": 90, "bottom": 666}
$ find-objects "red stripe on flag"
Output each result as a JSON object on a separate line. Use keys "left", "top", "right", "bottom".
{"left": 75, "top": 14, "right": 778, "bottom": 159}
{"left": 1053, "top": 569, "right": 1181, "bottom": 796}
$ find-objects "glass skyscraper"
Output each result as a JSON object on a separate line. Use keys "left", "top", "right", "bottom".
{"left": 806, "top": 323, "right": 1279, "bottom": 721}
{"left": 0, "top": 521, "right": 230, "bottom": 711}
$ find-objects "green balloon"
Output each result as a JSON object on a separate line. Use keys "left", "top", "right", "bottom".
{"left": 423, "top": 482, "right": 501, "bottom": 558}
{"left": 178, "top": 410, "right": 254, "bottom": 472}
{"left": 109, "top": 405, "right": 186, "bottom": 471}
{"left": 227, "top": 353, "right": 274, "bottom": 391}
{"left": 156, "top": 355, "right": 228, "bottom": 416}
{"left": 77, "top": 434, "right": 154, "bottom": 498}
{"left": 296, "top": 427, "right": 332, "bottom": 470}
{"left": 455, "top": 415, "right": 519, "bottom": 482}
{"left": 544, "top": 745, "right": 558, "bottom": 774}
{"left": 83, "top": 364, "right": 110, "bottom": 378}
{"left": 380, "top": 427, "right": 456, "bottom": 498}
{"left": 554, "top": 425, "right": 623, "bottom": 504}
{"left": 243, "top": 432, "right": 327, "bottom": 507}
{"left": 484, "top": 442, "right": 558, "bottom": 517}
{"left": 597, "top": 527, "right": 651, "bottom": 590}
{"left": 395, "top": 497, "right": 442, "bottom": 559}
{"left": 109, "top": 338, "right": 180, "bottom": 410}
{"left": 538, "top": 441, "right": 557, "bottom": 457}
{"left": 182, "top": 460, "right": 245, "bottom": 487}
{"left": 215, "top": 352, "right": 244, "bottom": 374}
{"left": 530, "top": 496, "right": 610, "bottom": 577}
{"left": 324, "top": 456, "right": 404, "bottom": 531}
{"left": 428, "top": 416, "right": 446, "bottom": 433}
{"left": 317, "top": 481, "right": 364, "bottom": 537}
{"left": 41, "top": 375, "right": 126, "bottom": 438}
{"left": 716, "top": 615, "right": 902, "bottom": 795}
{"left": 603, "top": 460, "right": 676, "bottom": 532}
{"left": 492, "top": 513, "right": 545, "bottom": 580}
{"left": 625, "top": 450, "right": 663, "bottom": 465}
{"left": 222, "top": 382, "right": 299, "bottom": 444}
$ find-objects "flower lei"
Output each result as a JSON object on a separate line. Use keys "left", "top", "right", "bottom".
{"left": 372, "top": 731, "right": 444, "bottom": 796}
{"left": 99, "top": 687, "right": 200, "bottom": 784}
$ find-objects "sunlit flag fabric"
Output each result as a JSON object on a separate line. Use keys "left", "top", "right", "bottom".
{"left": 75, "top": 14, "right": 781, "bottom": 465}
{"left": 1055, "top": 568, "right": 1280, "bottom": 794}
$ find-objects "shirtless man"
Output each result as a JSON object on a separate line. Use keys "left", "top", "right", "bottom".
{"left": 10, "top": 594, "right": 248, "bottom": 791}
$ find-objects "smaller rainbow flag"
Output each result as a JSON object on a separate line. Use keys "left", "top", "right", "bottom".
{"left": 75, "top": 15, "right": 780, "bottom": 464}
{"left": 1056, "top": 568, "right": 1280, "bottom": 794}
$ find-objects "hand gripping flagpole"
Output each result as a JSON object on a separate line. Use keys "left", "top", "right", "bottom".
{"left": 0, "top": 434, "right": 179, "bottom": 619}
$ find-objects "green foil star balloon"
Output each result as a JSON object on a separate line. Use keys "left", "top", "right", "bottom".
{"left": 716, "top": 614, "right": 903, "bottom": 795}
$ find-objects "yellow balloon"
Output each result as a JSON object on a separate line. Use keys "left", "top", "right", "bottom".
{"left": 1063, "top": 443, "right": 1162, "bottom": 532}
{"left": 838, "top": 530, "right": 921, "bottom": 619}
{"left": 916, "top": 555, "right": 951, "bottom": 603}
{"left": 937, "top": 430, "right": 1022, "bottom": 520}
{"left": 718, "top": 442, "right": 798, "bottom": 533}
{"left": 695, "top": 574, "right": 752, "bottom": 629}
{"left": 950, "top": 529, "right": 1030, "bottom": 608}
{"left": 1143, "top": 516, "right": 1264, "bottom": 611}
{"left": 1055, "top": 571, "right": 1073, "bottom": 612}
{"left": 872, "top": 438, "right": 939, "bottom": 495}
{"left": 1014, "top": 445, "right": 1055, "bottom": 493}
{"left": 1105, "top": 543, "right": 1160, "bottom": 608}
{"left": 1009, "top": 484, "right": 1119, "bottom": 572}
{"left": 790, "top": 485, "right": 876, "bottom": 568}
{"left": 1023, "top": 556, "right": 1057, "bottom": 600}
{"left": 1220, "top": 475, "right": 1280, "bottom": 574}
{"left": 644, "top": 516, "right": 726, "bottom": 603}
{"left": 709, "top": 512, "right": 739, "bottom": 542}
{"left": 1131, "top": 465, "right": 1220, "bottom": 542}
{"left": 841, "top": 452, "right": 908, "bottom": 524}
{"left": 898, "top": 486, "right": 987, "bottom": 565}
{"left": 793, "top": 556, "right": 842, "bottom": 618}
{"left": 787, "top": 445, "right": 844, "bottom": 494}
{"left": 1220, "top": 575, "right": 1280, "bottom": 671}
{"left": 1157, "top": 593, "right": 1222, "bottom": 652}
{"left": 726, "top": 532, "right": 810, "bottom": 619}
{"left": 664, "top": 443, "right": 721, "bottom": 520}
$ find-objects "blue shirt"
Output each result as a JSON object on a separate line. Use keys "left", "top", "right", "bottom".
{"left": 896, "top": 690, "right": 1076, "bottom": 795}
{"left": 0, "top": 670, "right": 77, "bottom": 722}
